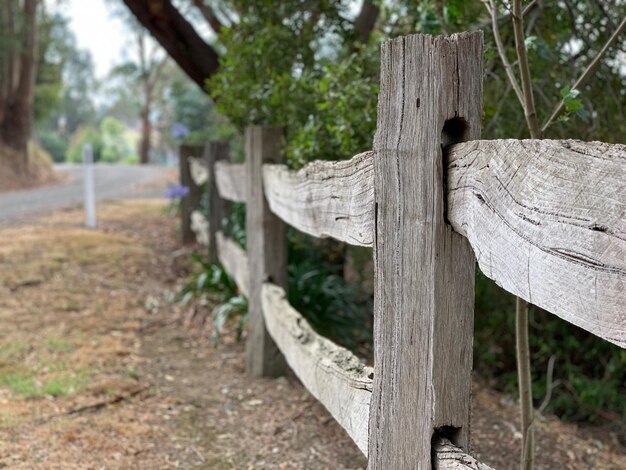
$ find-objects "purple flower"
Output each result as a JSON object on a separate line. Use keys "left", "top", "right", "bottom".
{"left": 171, "top": 122, "right": 190, "bottom": 139}
{"left": 165, "top": 184, "right": 190, "bottom": 200}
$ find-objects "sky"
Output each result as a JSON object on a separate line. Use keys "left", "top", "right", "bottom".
{"left": 57, "top": 0, "right": 128, "bottom": 79}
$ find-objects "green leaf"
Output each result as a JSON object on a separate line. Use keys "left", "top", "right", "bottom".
{"left": 560, "top": 86, "right": 583, "bottom": 113}
{"left": 196, "top": 272, "right": 208, "bottom": 291}
{"left": 525, "top": 36, "right": 538, "bottom": 51}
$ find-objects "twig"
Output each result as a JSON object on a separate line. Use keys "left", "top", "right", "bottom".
{"left": 483, "top": 0, "right": 525, "bottom": 107}
{"left": 512, "top": 0, "right": 541, "bottom": 138}
{"left": 542, "top": 15, "right": 626, "bottom": 133}
{"left": 516, "top": 297, "right": 534, "bottom": 470}
{"left": 476, "top": 0, "right": 538, "bottom": 30}
{"left": 511, "top": 2, "right": 540, "bottom": 467}
{"left": 485, "top": 81, "right": 512, "bottom": 135}
{"left": 37, "top": 384, "right": 151, "bottom": 424}
{"left": 538, "top": 355, "right": 558, "bottom": 414}
{"left": 65, "top": 384, "right": 151, "bottom": 415}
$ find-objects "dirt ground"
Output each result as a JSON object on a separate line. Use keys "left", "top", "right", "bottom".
{"left": 0, "top": 200, "right": 624, "bottom": 469}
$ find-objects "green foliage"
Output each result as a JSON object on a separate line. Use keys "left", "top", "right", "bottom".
{"left": 287, "top": 232, "right": 372, "bottom": 353}
{"left": 186, "top": 198, "right": 371, "bottom": 352}
{"left": 212, "top": 296, "right": 248, "bottom": 344}
{"left": 34, "top": 11, "right": 97, "bottom": 131}
{"left": 164, "top": 73, "right": 238, "bottom": 153}
{"left": 66, "top": 118, "right": 136, "bottom": 164}
{"left": 208, "top": 1, "right": 377, "bottom": 167}
{"left": 557, "top": 87, "right": 589, "bottom": 123}
{"left": 99, "top": 117, "right": 133, "bottom": 163}
{"left": 37, "top": 130, "right": 68, "bottom": 163}
{"left": 474, "top": 271, "right": 626, "bottom": 423}
{"left": 1, "top": 370, "right": 89, "bottom": 398}
{"left": 285, "top": 52, "right": 379, "bottom": 168}
{"left": 123, "top": 155, "right": 140, "bottom": 165}
{"left": 66, "top": 126, "right": 103, "bottom": 163}
{"left": 198, "top": 0, "right": 626, "bottom": 427}
{"left": 180, "top": 253, "right": 245, "bottom": 344}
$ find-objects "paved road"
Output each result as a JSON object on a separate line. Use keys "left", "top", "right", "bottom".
{"left": 0, "top": 164, "right": 174, "bottom": 226}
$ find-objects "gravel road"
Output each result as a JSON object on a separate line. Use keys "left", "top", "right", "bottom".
{"left": 0, "top": 164, "right": 174, "bottom": 226}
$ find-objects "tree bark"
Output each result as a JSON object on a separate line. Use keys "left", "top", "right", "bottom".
{"left": 354, "top": 1, "right": 379, "bottom": 43}
{"left": 139, "top": 104, "right": 151, "bottom": 164}
{"left": 191, "top": 0, "right": 224, "bottom": 33}
{"left": 121, "top": 0, "right": 220, "bottom": 91}
{"left": 0, "top": 0, "right": 39, "bottom": 168}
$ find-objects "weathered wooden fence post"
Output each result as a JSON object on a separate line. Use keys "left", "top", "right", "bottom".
{"left": 368, "top": 32, "right": 483, "bottom": 468}
{"left": 179, "top": 144, "right": 203, "bottom": 244}
{"left": 205, "top": 141, "right": 230, "bottom": 264}
{"left": 245, "top": 126, "right": 288, "bottom": 377}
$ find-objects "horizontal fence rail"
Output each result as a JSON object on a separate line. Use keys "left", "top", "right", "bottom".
{"left": 215, "top": 161, "right": 247, "bottom": 203}
{"left": 216, "top": 231, "right": 249, "bottom": 297}
{"left": 209, "top": 135, "right": 626, "bottom": 467}
{"left": 194, "top": 30, "right": 625, "bottom": 470}
{"left": 448, "top": 139, "right": 626, "bottom": 348}
{"left": 215, "top": 237, "right": 494, "bottom": 468}
{"left": 257, "top": 138, "right": 626, "bottom": 347}
{"left": 261, "top": 283, "right": 372, "bottom": 454}
{"left": 263, "top": 151, "right": 375, "bottom": 247}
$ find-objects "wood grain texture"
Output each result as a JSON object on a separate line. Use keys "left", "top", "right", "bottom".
{"left": 263, "top": 152, "right": 375, "bottom": 246}
{"left": 369, "top": 32, "right": 483, "bottom": 468}
{"left": 205, "top": 142, "right": 230, "bottom": 264}
{"left": 245, "top": 126, "right": 288, "bottom": 377}
{"left": 215, "top": 231, "right": 249, "bottom": 297}
{"left": 261, "top": 283, "right": 373, "bottom": 455}
{"left": 215, "top": 161, "right": 246, "bottom": 203}
{"left": 179, "top": 145, "right": 204, "bottom": 244}
{"left": 261, "top": 286, "right": 492, "bottom": 468}
{"left": 433, "top": 439, "right": 495, "bottom": 470}
{"left": 447, "top": 139, "right": 626, "bottom": 348}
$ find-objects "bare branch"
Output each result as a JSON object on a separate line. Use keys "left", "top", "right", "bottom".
{"left": 191, "top": 0, "right": 224, "bottom": 34}
{"left": 121, "top": 0, "right": 220, "bottom": 91}
{"left": 483, "top": 0, "right": 524, "bottom": 107}
{"left": 516, "top": 297, "right": 534, "bottom": 470}
{"left": 512, "top": 0, "right": 541, "bottom": 138}
{"left": 477, "top": 0, "right": 537, "bottom": 30}
{"left": 538, "top": 355, "right": 558, "bottom": 414}
{"left": 542, "top": 16, "right": 626, "bottom": 133}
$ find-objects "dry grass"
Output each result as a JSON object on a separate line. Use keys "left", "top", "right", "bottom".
{"left": 0, "top": 142, "right": 59, "bottom": 193}
{"left": 0, "top": 199, "right": 623, "bottom": 469}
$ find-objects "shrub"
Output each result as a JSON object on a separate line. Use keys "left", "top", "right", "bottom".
{"left": 37, "top": 131, "right": 68, "bottom": 163}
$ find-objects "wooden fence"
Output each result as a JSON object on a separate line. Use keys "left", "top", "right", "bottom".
{"left": 182, "top": 31, "right": 626, "bottom": 469}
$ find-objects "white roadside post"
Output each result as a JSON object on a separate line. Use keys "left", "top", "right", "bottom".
{"left": 83, "top": 144, "right": 96, "bottom": 228}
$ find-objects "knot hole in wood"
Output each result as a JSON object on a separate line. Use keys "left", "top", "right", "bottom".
{"left": 442, "top": 117, "right": 468, "bottom": 225}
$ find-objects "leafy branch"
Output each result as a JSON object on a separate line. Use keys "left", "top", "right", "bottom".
{"left": 542, "top": 16, "right": 626, "bottom": 132}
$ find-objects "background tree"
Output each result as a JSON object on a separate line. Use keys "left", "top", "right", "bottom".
{"left": 35, "top": 7, "right": 98, "bottom": 162}
{"left": 0, "top": 0, "right": 40, "bottom": 171}
{"left": 105, "top": 4, "right": 169, "bottom": 165}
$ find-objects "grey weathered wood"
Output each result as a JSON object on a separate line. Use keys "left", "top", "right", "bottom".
{"left": 447, "top": 139, "right": 626, "bottom": 348}
{"left": 263, "top": 151, "right": 375, "bottom": 246}
{"left": 369, "top": 32, "right": 483, "bottom": 468}
{"left": 179, "top": 144, "right": 204, "bottom": 244}
{"left": 261, "top": 283, "right": 372, "bottom": 454}
{"left": 245, "top": 126, "right": 288, "bottom": 377}
{"left": 215, "top": 231, "right": 249, "bottom": 297}
{"left": 434, "top": 439, "right": 495, "bottom": 470}
{"left": 215, "top": 161, "right": 247, "bottom": 203}
{"left": 262, "top": 285, "right": 494, "bottom": 468}
{"left": 206, "top": 142, "right": 230, "bottom": 264}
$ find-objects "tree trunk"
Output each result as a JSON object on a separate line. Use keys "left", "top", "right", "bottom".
{"left": 139, "top": 105, "right": 151, "bottom": 164}
{"left": 121, "top": 0, "right": 220, "bottom": 91}
{"left": 354, "top": 1, "right": 379, "bottom": 43}
{"left": 0, "top": 0, "right": 38, "bottom": 170}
